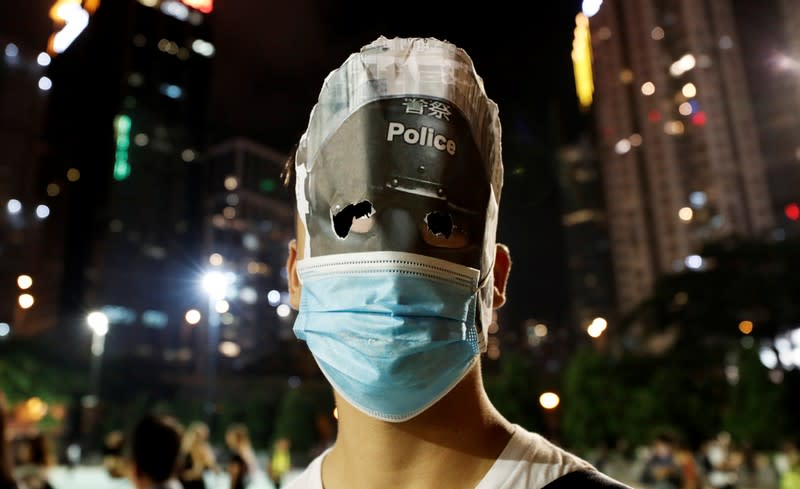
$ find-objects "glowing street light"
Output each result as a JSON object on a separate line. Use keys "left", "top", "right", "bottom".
{"left": 587, "top": 317, "right": 608, "bottom": 338}
{"left": 87, "top": 311, "right": 109, "bottom": 337}
{"left": 17, "top": 275, "right": 33, "bottom": 290}
{"left": 202, "top": 270, "right": 232, "bottom": 300}
{"left": 18, "top": 294, "right": 35, "bottom": 309}
{"left": 539, "top": 392, "right": 561, "bottom": 410}
{"left": 200, "top": 269, "right": 236, "bottom": 424}
{"left": 86, "top": 310, "right": 110, "bottom": 407}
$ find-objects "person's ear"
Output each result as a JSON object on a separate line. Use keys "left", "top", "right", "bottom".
{"left": 492, "top": 243, "right": 511, "bottom": 309}
{"left": 287, "top": 239, "right": 301, "bottom": 310}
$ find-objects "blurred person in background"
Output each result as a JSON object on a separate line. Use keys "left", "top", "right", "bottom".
{"left": 224, "top": 423, "right": 262, "bottom": 489}
{"left": 701, "top": 432, "right": 741, "bottom": 489}
{"left": 178, "top": 421, "right": 217, "bottom": 489}
{"left": 103, "top": 429, "right": 128, "bottom": 479}
{"left": 281, "top": 35, "right": 632, "bottom": 489}
{"left": 128, "top": 413, "right": 184, "bottom": 489}
{"left": 267, "top": 438, "right": 291, "bottom": 489}
{"left": 640, "top": 433, "right": 683, "bottom": 489}
{"left": 0, "top": 394, "right": 18, "bottom": 489}
{"left": 673, "top": 442, "right": 699, "bottom": 489}
{"left": 777, "top": 441, "right": 800, "bottom": 489}
{"left": 13, "top": 434, "right": 54, "bottom": 489}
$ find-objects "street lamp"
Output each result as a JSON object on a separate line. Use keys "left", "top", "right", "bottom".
{"left": 86, "top": 310, "right": 109, "bottom": 405}
{"left": 200, "top": 270, "right": 234, "bottom": 424}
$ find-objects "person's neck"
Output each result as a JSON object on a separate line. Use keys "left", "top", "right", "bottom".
{"left": 323, "top": 363, "right": 514, "bottom": 489}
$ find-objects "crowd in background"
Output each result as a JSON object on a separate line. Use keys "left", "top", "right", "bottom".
{"left": 1, "top": 392, "right": 295, "bottom": 489}
{"left": 3, "top": 389, "right": 799, "bottom": 489}
{"left": 592, "top": 431, "right": 800, "bottom": 489}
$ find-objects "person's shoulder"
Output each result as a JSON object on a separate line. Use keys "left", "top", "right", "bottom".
{"left": 498, "top": 425, "right": 632, "bottom": 488}
{"left": 510, "top": 426, "right": 594, "bottom": 471}
{"left": 281, "top": 465, "right": 318, "bottom": 489}
{"left": 541, "top": 470, "right": 634, "bottom": 489}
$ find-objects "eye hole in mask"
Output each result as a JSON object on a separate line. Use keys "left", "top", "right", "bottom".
{"left": 422, "top": 211, "right": 468, "bottom": 248}
{"left": 332, "top": 201, "right": 375, "bottom": 238}
{"left": 425, "top": 211, "right": 453, "bottom": 238}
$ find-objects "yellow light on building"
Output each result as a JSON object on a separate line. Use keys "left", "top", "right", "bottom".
{"left": 83, "top": 0, "right": 100, "bottom": 13}
{"left": 572, "top": 13, "right": 594, "bottom": 110}
{"left": 48, "top": 0, "right": 98, "bottom": 55}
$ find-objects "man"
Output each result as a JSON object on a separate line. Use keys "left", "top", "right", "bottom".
{"left": 283, "top": 36, "right": 631, "bottom": 489}
{"left": 128, "top": 414, "right": 184, "bottom": 489}
{"left": 640, "top": 433, "right": 684, "bottom": 489}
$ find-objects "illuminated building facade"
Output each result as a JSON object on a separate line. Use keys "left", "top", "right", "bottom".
{"left": 39, "top": 0, "right": 216, "bottom": 364}
{"left": 198, "top": 138, "right": 295, "bottom": 374}
{"left": 586, "top": 0, "right": 775, "bottom": 314}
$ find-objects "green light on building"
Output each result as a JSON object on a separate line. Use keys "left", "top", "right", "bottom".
{"left": 113, "top": 114, "right": 132, "bottom": 181}
{"left": 259, "top": 178, "right": 277, "bottom": 193}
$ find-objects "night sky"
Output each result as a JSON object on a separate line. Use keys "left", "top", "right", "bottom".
{"left": 205, "top": 1, "right": 585, "bottom": 152}
{"left": 2, "top": 0, "right": 588, "bottom": 333}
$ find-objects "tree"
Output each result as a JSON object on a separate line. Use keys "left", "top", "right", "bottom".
{"left": 484, "top": 351, "right": 545, "bottom": 435}
{"left": 723, "top": 345, "right": 785, "bottom": 449}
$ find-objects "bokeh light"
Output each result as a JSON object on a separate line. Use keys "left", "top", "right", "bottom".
{"left": 185, "top": 309, "right": 201, "bottom": 325}
{"left": 539, "top": 392, "right": 560, "bottom": 410}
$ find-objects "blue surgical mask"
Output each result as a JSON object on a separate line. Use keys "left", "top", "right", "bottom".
{"left": 293, "top": 251, "right": 482, "bottom": 422}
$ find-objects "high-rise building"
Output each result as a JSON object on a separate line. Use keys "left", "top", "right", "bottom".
{"left": 557, "top": 135, "right": 616, "bottom": 337}
{"left": 587, "top": 0, "right": 775, "bottom": 314}
{"left": 39, "top": 0, "right": 216, "bottom": 364}
{"left": 0, "top": 37, "right": 60, "bottom": 337}
{"left": 199, "top": 137, "right": 295, "bottom": 374}
{"left": 731, "top": 0, "right": 800, "bottom": 239}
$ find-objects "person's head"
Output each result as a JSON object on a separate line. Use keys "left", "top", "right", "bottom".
{"left": 653, "top": 433, "right": 675, "bottom": 457}
{"left": 129, "top": 414, "right": 183, "bottom": 486}
{"left": 105, "top": 430, "right": 125, "bottom": 450}
{"left": 285, "top": 36, "right": 509, "bottom": 423}
{"left": 274, "top": 437, "right": 290, "bottom": 452}
{"left": 182, "top": 421, "right": 209, "bottom": 450}
{"left": 225, "top": 423, "right": 250, "bottom": 451}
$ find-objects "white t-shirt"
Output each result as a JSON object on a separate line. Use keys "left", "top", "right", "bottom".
{"left": 284, "top": 424, "right": 598, "bottom": 489}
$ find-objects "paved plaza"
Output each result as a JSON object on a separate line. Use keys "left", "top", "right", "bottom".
{"left": 47, "top": 465, "right": 304, "bottom": 489}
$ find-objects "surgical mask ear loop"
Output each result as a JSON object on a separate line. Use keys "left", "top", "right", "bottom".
{"left": 477, "top": 262, "right": 495, "bottom": 291}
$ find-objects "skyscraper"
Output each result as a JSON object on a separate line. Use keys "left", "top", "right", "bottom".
{"left": 40, "top": 0, "right": 215, "bottom": 364}
{"left": 731, "top": 0, "right": 800, "bottom": 239}
{"left": 199, "top": 137, "right": 294, "bottom": 374}
{"left": 588, "top": 0, "right": 774, "bottom": 314}
{"left": 0, "top": 37, "right": 57, "bottom": 337}
{"left": 557, "top": 134, "right": 616, "bottom": 337}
